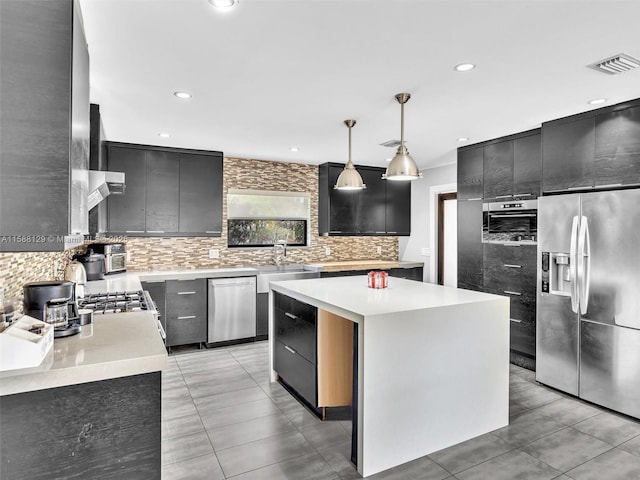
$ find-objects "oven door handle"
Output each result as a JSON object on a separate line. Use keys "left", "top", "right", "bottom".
{"left": 488, "top": 213, "right": 537, "bottom": 218}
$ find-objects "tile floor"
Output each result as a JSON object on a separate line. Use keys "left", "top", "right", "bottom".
{"left": 161, "top": 341, "right": 640, "bottom": 479}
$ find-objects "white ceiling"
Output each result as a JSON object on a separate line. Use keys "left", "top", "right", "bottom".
{"left": 80, "top": 0, "right": 640, "bottom": 171}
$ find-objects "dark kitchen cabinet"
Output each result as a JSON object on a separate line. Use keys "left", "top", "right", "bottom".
{"left": 179, "top": 153, "right": 223, "bottom": 235}
{"left": 357, "top": 167, "right": 386, "bottom": 234}
{"left": 145, "top": 150, "right": 180, "bottom": 233}
{"left": 595, "top": 104, "right": 640, "bottom": 187}
{"left": 482, "top": 131, "right": 541, "bottom": 201}
{"left": 106, "top": 143, "right": 223, "bottom": 236}
{"left": 273, "top": 292, "right": 318, "bottom": 405}
{"left": 457, "top": 146, "right": 483, "bottom": 200}
{"left": 513, "top": 133, "right": 542, "bottom": 198}
{"left": 0, "top": 0, "right": 89, "bottom": 251}
{"left": 385, "top": 178, "right": 412, "bottom": 235}
{"left": 256, "top": 293, "right": 269, "bottom": 340}
{"left": 107, "top": 146, "right": 147, "bottom": 233}
{"left": 483, "top": 243, "right": 536, "bottom": 360}
{"left": 542, "top": 116, "right": 596, "bottom": 193}
{"left": 165, "top": 279, "right": 207, "bottom": 348}
{"left": 457, "top": 199, "right": 483, "bottom": 291}
{"left": 318, "top": 163, "right": 411, "bottom": 236}
{"left": 483, "top": 141, "right": 513, "bottom": 200}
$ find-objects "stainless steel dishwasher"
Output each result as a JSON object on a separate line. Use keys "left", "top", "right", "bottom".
{"left": 208, "top": 276, "right": 257, "bottom": 343}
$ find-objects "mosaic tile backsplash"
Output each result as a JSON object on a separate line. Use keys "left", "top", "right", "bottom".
{"left": 0, "top": 156, "right": 399, "bottom": 304}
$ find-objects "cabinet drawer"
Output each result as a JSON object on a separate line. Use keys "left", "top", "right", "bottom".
{"left": 274, "top": 339, "right": 317, "bottom": 406}
{"left": 166, "top": 279, "right": 206, "bottom": 318}
{"left": 274, "top": 292, "right": 317, "bottom": 322}
{"left": 274, "top": 307, "right": 316, "bottom": 364}
{"left": 484, "top": 243, "right": 536, "bottom": 267}
{"left": 510, "top": 317, "right": 536, "bottom": 358}
{"left": 166, "top": 315, "right": 206, "bottom": 347}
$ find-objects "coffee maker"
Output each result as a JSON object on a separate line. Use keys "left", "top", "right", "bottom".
{"left": 23, "top": 281, "right": 81, "bottom": 338}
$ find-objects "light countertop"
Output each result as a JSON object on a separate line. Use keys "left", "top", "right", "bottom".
{"left": 0, "top": 311, "right": 167, "bottom": 396}
{"left": 270, "top": 275, "right": 500, "bottom": 320}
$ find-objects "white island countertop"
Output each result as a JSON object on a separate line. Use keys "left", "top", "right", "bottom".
{"left": 0, "top": 311, "right": 167, "bottom": 396}
{"left": 268, "top": 276, "right": 510, "bottom": 478}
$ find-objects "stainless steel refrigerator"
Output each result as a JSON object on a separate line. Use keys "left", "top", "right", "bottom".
{"left": 537, "top": 188, "right": 640, "bottom": 419}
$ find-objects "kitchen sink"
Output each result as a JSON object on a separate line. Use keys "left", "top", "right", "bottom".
{"left": 255, "top": 265, "right": 320, "bottom": 293}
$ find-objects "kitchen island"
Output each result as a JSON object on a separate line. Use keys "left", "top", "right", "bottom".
{"left": 269, "top": 275, "right": 509, "bottom": 478}
{"left": 0, "top": 312, "right": 167, "bottom": 479}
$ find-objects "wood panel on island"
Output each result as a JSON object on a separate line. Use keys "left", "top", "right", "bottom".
{"left": 105, "top": 142, "right": 223, "bottom": 237}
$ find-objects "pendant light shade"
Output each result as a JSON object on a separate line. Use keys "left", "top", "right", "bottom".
{"left": 335, "top": 119, "right": 366, "bottom": 190}
{"left": 383, "top": 93, "right": 422, "bottom": 181}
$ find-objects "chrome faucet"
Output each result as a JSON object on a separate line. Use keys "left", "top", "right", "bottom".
{"left": 273, "top": 240, "right": 287, "bottom": 266}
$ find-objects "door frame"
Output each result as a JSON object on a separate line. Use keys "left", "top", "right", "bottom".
{"left": 437, "top": 192, "right": 458, "bottom": 285}
{"left": 428, "top": 182, "right": 457, "bottom": 284}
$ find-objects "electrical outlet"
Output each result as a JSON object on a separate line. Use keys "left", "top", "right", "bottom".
{"left": 209, "top": 248, "right": 220, "bottom": 259}
{"left": 324, "top": 246, "right": 331, "bottom": 256}
{"left": 421, "top": 247, "right": 431, "bottom": 256}
{"left": 376, "top": 246, "right": 382, "bottom": 255}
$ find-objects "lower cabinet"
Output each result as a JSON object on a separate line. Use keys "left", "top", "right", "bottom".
{"left": 272, "top": 292, "right": 353, "bottom": 414}
{"left": 483, "top": 244, "right": 536, "bottom": 366}
{"left": 256, "top": 292, "right": 269, "bottom": 340}
{"left": 165, "top": 279, "right": 207, "bottom": 348}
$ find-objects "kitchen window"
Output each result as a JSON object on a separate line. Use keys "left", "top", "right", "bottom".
{"left": 227, "top": 190, "right": 310, "bottom": 247}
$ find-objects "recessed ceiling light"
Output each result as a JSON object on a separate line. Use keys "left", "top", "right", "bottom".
{"left": 289, "top": 146, "right": 299, "bottom": 152}
{"left": 454, "top": 63, "right": 475, "bottom": 72}
{"left": 173, "top": 91, "right": 192, "bottom": 99}
{"left": 457, "top": 137, "right": 469, "bottom": 142}
{"left": 208, "top": 0, "right": 237, "bottom": 9}
{"left": 588, "top": 98, "right": 607, "bottom": 105}
{"left": 158, "top": 133, "right": 171, "bottom": 138}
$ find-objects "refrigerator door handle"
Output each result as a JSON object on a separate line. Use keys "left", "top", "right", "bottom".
{"left": 578, "top": 216, "right": 591, "bottom": 315}
{"left": 570, "top": 215, "right": 580, "bottom": 313}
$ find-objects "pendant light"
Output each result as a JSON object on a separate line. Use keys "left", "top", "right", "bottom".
{"left": 334, "top": 119, "right": 366, "bottom": 190}
{"left": 383, "top": 93, "right": 422, "bottom": 181}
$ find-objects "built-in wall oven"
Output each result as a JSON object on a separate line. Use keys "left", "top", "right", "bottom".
{"left": 483, "top": 199, "right": 538, "bottom": 243}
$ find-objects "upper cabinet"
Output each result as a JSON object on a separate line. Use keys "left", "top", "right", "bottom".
{"left": 483, "top": 131, "right": 542, "bottom": 201}
{"left": 457, "top": 146, "right": 484, "bottom": 201}
{"left": 594, "top": 104, "right": 640, "bottom": 188}
{"left": 105, "top": 143, "right": 223, "bottom": 236}
{"left": 0, "top": 0, "right": 89, "bottom": 251}
{"left": 318, "top": 163, "right": 411, "bottom": 236}
{"left": 542, "top": 116, "right": 596, "bottom": 192}
{"left": 542, "top": 99, "right": 640, "bottom": 193}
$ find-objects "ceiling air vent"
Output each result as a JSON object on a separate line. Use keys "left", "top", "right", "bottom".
{"left": 379, "top": 139, "right": 402, "bottom": 148}
{"left": 588, "top": 53, "right": 640, "bottom": 75}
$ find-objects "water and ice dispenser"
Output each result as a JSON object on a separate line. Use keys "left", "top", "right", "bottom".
{"left": 541, "top": 252, "right": 572, "bottom": 295}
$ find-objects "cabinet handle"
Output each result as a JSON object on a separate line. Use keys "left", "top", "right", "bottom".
{"left": 285, "top": 312, "right": 298, "bottom": 320}
{"left": 467, "top": 197, "right": 482, "bottom": 201}
{"left": 504, "top": 264, "right": 522, "bottom": 268}
{"left": 567, "top": 185, "right": 594, "bottom": 191}
{"left": 126, "top": 230, "right": 145, "bottom": 233}
{"left": 495, "top": 195, "right": 513, "bottom": 199}
{"left": 147, "top": 230, "right": 165, "bottom": 233}
{"left": 504, "top": 244, "right": 521, "bottom": 247}
{"left": 387, "top": 231, "right": 397, "bottom": 234}
{"left": 177, "top": 291, "right": 196, "bottom": 295}
{"left": 178, "top": 315, "right": 196, "bottom": 320}
{"left": 504, "top": 290, "right": 522, "bottom": 296}
{"left": 513, "top": 193, "right": 532, "bottom": 197}
{"left": 205, "top": 231, "right": 221, "bottom": 234}
{"left": 284, "top": 345, "right": 297, "bottom": 355}
{"left": 375, "top": 231, "right": 386, "bottom": 234}
{"left": 510, "top": 318, "right": 522, "bottom": 323}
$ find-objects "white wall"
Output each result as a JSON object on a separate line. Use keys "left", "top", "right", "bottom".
{"left": 399, "top": 163, "right": 457, "bottom": 283}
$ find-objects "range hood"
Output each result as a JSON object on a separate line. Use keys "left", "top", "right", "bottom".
{"left": 88, "top": 170, "right": 125, "bottom": 210}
